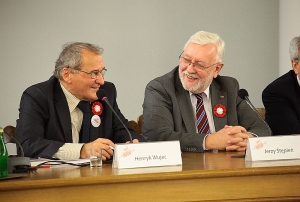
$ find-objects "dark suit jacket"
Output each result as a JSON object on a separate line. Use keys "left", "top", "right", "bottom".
{"left": 16, "top": 76, "right": 145, "bottom": 158}
{"left": 142, "top": 67, "right": 271, "bottom": 152}
{"left": 262, "top": 70, "right": 300, "bottom": 135}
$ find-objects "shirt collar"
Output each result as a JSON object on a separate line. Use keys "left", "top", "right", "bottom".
{"left": 189, "top": 85, "right": 210, "bottom": 99}
{"left": 60, "top": 83, "right": 81, "bottom": 113}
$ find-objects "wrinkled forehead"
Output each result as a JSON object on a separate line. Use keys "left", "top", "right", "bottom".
{"left": 81, "top": 51, "right": 104, "bottom": 70}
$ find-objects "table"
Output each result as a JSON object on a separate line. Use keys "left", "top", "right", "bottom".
{"left": 1, "top": 152, "right": 300, "bottom": 201}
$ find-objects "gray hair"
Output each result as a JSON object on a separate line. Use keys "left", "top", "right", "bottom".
{"left": 54, "top": 42, "right": 104, "bottom": 79}
{"left": 183, "top": 31, "right": 225, "bottom": 62}
{"left": 289, "top": 36, "right": 300, "bottom": 63}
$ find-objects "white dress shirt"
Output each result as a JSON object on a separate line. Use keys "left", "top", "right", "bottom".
{"left": 52, "top": 83, "right": 84, "bottom": 160}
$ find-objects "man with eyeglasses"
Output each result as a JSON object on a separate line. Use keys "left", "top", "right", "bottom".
{"left": 262, "top": 35, "right": 300, "bottom": 135}
{"left": 142, "top": 31, "right": 270, "bottom": 152}
{"left": 16, "top": 42, "right": 145, "bottom": 160}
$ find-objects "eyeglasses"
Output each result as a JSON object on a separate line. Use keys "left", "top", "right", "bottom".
{"left": 78, "top": 68, "right": 107, "bottom": 79}
{"left": 179, "top": 53, "right": 219, "bottom": 71}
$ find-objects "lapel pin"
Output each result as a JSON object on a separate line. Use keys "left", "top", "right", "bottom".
{"left": 213, "top": 104, "right": 226, "bottom": 118}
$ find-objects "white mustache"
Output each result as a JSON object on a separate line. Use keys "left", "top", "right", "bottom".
{"left": 183, "top": 71, "right": 199, "bottom": 79}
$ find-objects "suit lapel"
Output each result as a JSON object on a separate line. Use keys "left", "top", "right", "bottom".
{"left": 210, "top": 80, "right": 228, "bottom": 131}
{"left": 174, "top": 71, "right": 196, "bottom": 133}
{"left": 53, "top": 81, "right": 73, "bottom": 143}
{"left": 292, "top": 72, "right": 300, "bottom": 106}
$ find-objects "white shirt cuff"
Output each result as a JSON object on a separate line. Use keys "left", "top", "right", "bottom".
{"left": 53, "top": 143, "right": 84, "bottom": 160}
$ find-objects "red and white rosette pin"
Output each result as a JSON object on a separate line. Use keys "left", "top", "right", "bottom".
{"left": 213, "top": 104, "right": 226, "bottom": 118}
{"left": 91, "top": 102, "right": 103, "bottom": 127}
{"left": 91, "top": 101, "right": 103, "bottom": 116}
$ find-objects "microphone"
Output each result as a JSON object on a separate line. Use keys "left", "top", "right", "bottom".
{"left": 3, "top": 126, "right": 31, "bottom": 173}
{"left": 96, "top": 89, "right": 133, "bottom": 142}
{"left": 238, "top": 89, "right": 258, "bottom": 115}
{"left": 238, "top": 89, "right": 272, "bottom": 135}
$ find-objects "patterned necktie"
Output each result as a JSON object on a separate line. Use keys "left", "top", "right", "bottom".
{"left": 195, "top": 94, "right": 210, "bottom": 134}
{"left": 77, "top": 101, "right": 91, "bottom": 143}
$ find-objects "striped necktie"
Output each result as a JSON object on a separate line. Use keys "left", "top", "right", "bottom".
{"left": 195, "top": 94, "right": 210, "bottom": 134}
{"left": 77, "top": 101, "right": 91, "bottom": 143}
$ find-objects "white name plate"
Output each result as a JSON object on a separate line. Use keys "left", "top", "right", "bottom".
{"left": 245, "top": 135, "right": 300, "bottom": 161}
{"left": 112, "top": 141, "right": 182, "bottom": 169}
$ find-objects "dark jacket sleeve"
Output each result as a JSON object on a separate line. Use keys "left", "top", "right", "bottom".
{"left": 16, "top": 78, "right": 65, "bottom": 158}
{"left": 262, "top": 70, "right": 300, "bottom": 135}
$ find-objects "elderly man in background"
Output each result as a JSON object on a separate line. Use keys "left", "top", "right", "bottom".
{"left": 263, "top": 35, "right": 300, "bottom": 135}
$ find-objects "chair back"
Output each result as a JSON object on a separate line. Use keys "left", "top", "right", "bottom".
{"left": 255, "top": 108, "right": 266, "bottom": 120}
{"left": 129, "top": 115, "right": 143, "bottom": 134}
{"left": 3, "top": 125, "right": 16, "bottom": 143}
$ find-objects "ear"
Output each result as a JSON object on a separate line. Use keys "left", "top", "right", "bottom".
{"left": 213, "top": 63, "right": 224, "bottom": 78}
{"left": 61, "top": 67, "right": 73, "bottom": 83}
{"left": 292, "top": 60, "right": 299, "bottom": 74}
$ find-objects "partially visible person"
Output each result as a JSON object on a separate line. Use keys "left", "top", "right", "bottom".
{"left": 142, "top": 31, "right": 271, "bottom": 152}
{"left": 262, "top": 36, "right": 300, "bottom": 135}
{"left": 16, "top": 42, "right": 145, "bottom": 160}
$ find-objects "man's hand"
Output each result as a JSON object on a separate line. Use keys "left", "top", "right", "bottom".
{"left": 80, "top": 138, "right": 115, "bottom": 161}
{"left": 205, "top": 125, "right": 250, "bottom": 151}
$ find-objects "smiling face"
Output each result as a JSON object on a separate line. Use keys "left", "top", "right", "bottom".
{"left": 61, "top": 49, "right": 105, "bottom": 101}
{"left": 179, "top": 42, "right": 223, "bottom": 94}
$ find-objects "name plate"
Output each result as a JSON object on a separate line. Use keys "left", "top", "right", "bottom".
{"left": 245, "top": 135, "right": 300, "bottom": 161}
{"left": 112, "top": 141, "right": 182, "bottom": 169}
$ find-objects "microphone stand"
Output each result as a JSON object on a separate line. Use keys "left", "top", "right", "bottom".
{"left": 101, "top": 97, "right": 133, "bottom": 143}
{"left": 3, "top": 127, "right": 31, "bottom": 173}
{"left": 244, "top": 96, "right": 272, "bottom": 136}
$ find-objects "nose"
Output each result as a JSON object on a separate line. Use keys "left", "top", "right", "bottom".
{"left": 186, "top": 62, "right": 197, "bottom": 73}
{"left": 95, "top": 74, "right": 105, "bottom": 85}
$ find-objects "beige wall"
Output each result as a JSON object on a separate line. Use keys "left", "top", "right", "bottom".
{"left": 0, "top": 0, "right": 279, "bottom": 127}
{"left": 279, "top": 0, "right": 300, "bottom": 75}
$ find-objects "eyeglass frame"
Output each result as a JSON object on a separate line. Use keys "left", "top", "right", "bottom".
{"left": 67, "top": 66, "right": 107, "bottom": 79}
{"left": 179, "top": 52, "right": 219, "bottom": 71}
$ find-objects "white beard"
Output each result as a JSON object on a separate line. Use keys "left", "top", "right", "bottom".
{"left": 178, "top": 68, "right": 213, "bottom": 94}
